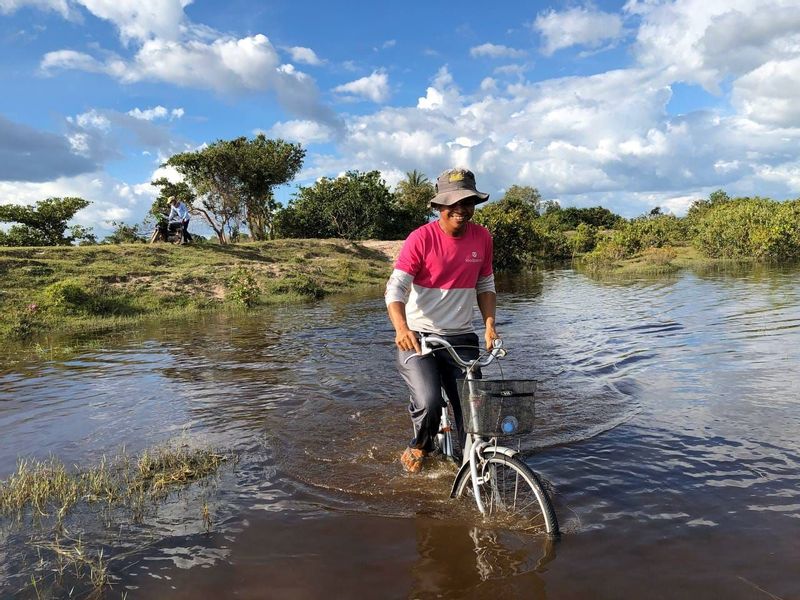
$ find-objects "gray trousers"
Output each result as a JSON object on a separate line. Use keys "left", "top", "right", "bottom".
{"left": 396, "top": 332, "right": 480, "bottom": 452}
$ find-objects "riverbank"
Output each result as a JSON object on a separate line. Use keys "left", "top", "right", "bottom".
{"left": 0, "top": 237, "right": 761, "bottom": 349}
{"left": 0, "top": 239, "right": 400, "bottom": 346}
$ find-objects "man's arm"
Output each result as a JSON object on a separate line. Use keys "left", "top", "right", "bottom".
{"left": 477, "top": 291, "right": 499, "bottom": 349}
{"left": 387, "top": 301, "right": 421, "bottom": 354}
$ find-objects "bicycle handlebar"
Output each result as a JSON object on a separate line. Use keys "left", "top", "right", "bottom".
{"left": 404, "top": 334, "right": 506, "bottom": 373}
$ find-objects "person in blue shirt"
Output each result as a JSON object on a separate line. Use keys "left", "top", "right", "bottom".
{"left": 167, "top": 196, "right": 192, "bottom": 243}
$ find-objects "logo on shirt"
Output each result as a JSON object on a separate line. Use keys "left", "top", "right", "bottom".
{"left": 465, "top": 250, "right": 482, "bottom": 263}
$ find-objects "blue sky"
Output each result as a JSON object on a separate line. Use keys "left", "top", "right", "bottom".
{"left": 1, "top": 0, "right": 799, "bottom": 236}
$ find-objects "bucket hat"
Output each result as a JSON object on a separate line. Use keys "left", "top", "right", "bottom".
{"left": 431, "top": 168, "right": 490, "bottom": 207}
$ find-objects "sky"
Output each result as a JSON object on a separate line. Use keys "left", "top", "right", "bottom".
{"left": 1, "top": 0, "right": 799, "bottom": 237}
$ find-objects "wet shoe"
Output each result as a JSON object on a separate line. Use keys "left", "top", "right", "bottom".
{"left": 400, "top": 447, "right": 426, "bottom": 473}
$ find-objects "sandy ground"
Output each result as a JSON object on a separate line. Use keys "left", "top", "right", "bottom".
{"left": 360, "top": 240, "right": 404, "bottom": 263}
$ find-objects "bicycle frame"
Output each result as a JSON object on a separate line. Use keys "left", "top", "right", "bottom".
{"left": 408, "top": 334, "right": 507, "bottom": 516}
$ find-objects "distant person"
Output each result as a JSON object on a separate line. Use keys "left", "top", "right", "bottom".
{"left": 385, "top": 167, "right": 499, "bottom": 473}
{"left": 167, "top": 196, "right": 192, "bottom": 243}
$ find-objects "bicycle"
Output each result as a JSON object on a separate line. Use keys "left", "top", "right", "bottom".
{"left": 407, "top": 334, "right": 559, "bottom": 538}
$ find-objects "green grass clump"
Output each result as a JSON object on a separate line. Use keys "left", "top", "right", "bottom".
{"left": 0, "top": 443, "right": 229, "bottom": 597}
{"left": 0, "top": 446, "right": 226, "bottom": 522}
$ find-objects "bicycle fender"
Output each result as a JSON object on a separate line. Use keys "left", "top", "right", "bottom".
{"left": 449, "top": 447, "right": 520, "bottom": 498}
{"left": 449, "top": 463, "right": 472, "bottom": 498}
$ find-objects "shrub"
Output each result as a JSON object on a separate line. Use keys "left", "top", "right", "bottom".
{"left": 44, "top": 279, "right": 91, "bottom": 309}
{"left": 581, "top": 237, "right": 628, "bottom": 268}
{"left": 226, "top": 268, "right": 261, "bottom": 307}
{"left": 692, "top": 197, "right": 800, "bottom": 260}
{"left": 641, "top": 246, "right": 678, "bottom": 266}
{"left": 278, "top": 275, "right": 325, "bottom": 299}
{"left": 570, "top": 223, "right": 598, "bottom": 254}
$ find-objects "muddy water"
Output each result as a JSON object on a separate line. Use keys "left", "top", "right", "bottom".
{"left": 2, "top": 265, "right": 800, "bottom": 599}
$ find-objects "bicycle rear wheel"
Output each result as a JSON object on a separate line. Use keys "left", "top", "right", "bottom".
{"left": 454, "top": 453, "right": 559, "bottom": 537}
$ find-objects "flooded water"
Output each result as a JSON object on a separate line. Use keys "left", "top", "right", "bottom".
{"left": 2, "top": 265, "right": 800, "bottom": 599}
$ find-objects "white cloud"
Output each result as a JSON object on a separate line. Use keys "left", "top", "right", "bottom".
{"left": 480, "top": 77, "right": 497, "bottom": 92}
{"left": 127, "top": 105, "right": 185, "bottom": 120}
{"left": 41, "top": 49, "right": 108, "bottom": 73}
{"left": 732, "top": 57, "right": 800, "bottom": 127}
{"left": 333, "top": 70, "right": 390, "bottom": 103}
{"left": 534, "top": 6, "right": 624, "bottom": 55}
{"left": 299, "top": 63, "right": 800, "bottom": 217}
{"left": 493, "top": 64, "right": 527, "bottom": 77}
{"left": 628, "top": 0, "right": 800, "bottom": 92}
{"left": 265, "top": 120, "right": 334, "bottom": 145}
{"left": 470, "top": 43, "right": 526, "bottom": 59}
{"left": 0, "top": 0, "right": 72, "bottom": 18}
{"left": 77, "top": 0, "right": 187, "bottom": 44}
{"left": 69, "top": 109, "right": 111, "bottom": 131}
{"left": 287, "top": 46, "right": 323, "bottom": 66}
{"left": 42, "top": 34, "right": 340, "bottom": 126}
{"left": 42, "top": 35, "right": 281, "bottom": 90}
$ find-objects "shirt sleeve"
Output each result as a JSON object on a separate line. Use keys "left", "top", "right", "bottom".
{"left": 385, "top": 269, "right": 414, "bottom": 305}
{"left": 384, "top": 231, "right": 422, "bottom": 305}
{"left": 393, "top": 230, "right": 423, "bottom": 277}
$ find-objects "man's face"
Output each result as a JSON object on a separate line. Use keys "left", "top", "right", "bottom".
{"left": 438, "top": 198, "right": 476, "bottom": 235}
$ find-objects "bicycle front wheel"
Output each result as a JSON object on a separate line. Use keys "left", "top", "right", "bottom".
{"left": 454, "top": 453, "right": 559, "bottom": 537}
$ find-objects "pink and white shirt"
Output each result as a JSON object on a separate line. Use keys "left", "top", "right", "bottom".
{"left": 385, "top": 221, "right": 495, "bottom": 334}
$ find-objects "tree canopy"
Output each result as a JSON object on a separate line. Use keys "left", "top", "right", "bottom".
{"left": 0, "top": 197, "right": 93, "bottom": 246}
{"left": 165, "top": 135, "right": 304, "bottom": 243}
{"left": 275, "top": 170, "right": 414, "bottom": 240}
{"left": 394, "top": 170, "right": 434, "bottom": 228}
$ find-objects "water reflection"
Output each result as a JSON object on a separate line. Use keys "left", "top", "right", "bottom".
{"left": 411, "top": 518, "right": 555, "bottom": 599}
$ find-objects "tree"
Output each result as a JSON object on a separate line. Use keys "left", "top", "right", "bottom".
{"left": 150, "top": 178, "right": 195, "bottom": 220}
{"left": 103, "top": 221, "right": 146, "bottom": 244}
{"left": 165, "top": 135, "right": 304, "bottom": 244}
{"left": 544, "top": 206, "right": 622, "bottom": 229}
{"left": 0, "top": 197, "right": 92, "bottom": 246}
{"left": 473, "top": 200, "right": 539, "bottom": 270}
{"left": 502, "top": 185, "right": 542, "bottom": 213}
{"left": 275, "top": 171, "right": 406, "bottom": 240}
{"left": 395, "top": 170, "right": 434, "bottom": 228}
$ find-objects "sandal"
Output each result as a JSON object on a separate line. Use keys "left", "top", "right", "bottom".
{"left": 400, "top": 447, "right": 426, "bottom": 473}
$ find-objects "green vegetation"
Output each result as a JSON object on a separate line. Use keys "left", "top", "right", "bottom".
{"left": 1, "top": 442, "right": 228, "bottom": 596}
{"left": 0, "top": 197, "right": 96, "bottom": 246}
{"left": 275, "top": 170, "right": 425, "bottom": 240}
{"left": 579, "top": 195, "right": 800, "bottom": 273}
{"left": 0, "top": 239, "right": 391, "bottom": 344}
{"left": 166, "top": 134, "right": 305, "bottom": 243}
{"left": 472, "top": 187, "right": 800, "bottom": 274}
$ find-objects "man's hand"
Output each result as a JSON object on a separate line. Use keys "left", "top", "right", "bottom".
{"left": 395, "top": 326, "right": 421, "bottom": 354}
{"left": 485, "top": 324, "right": 500, "bottom": 350}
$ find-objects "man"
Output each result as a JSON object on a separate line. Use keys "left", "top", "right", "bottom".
{"left": 167, "top": 196, "right": 192, "bottom": 243}
{"left": 385, "top": 168, "right": 499, "bottom": 473}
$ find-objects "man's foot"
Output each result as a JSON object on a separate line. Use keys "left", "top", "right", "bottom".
{"left": 400, "top": 447, "right": 426, "bottom": 473}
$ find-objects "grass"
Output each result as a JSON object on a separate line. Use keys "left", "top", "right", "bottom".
{"left": 0, "top": 443, "right": 230, "bottom": 597}
{"left": 574, "top": 244, "right": 752, "bottom": 277}
{"left": 0, "top": 445, "right": 227, "bottom": 523}
{"left": 0, "top": 239, "right": 392, "bottom": 346}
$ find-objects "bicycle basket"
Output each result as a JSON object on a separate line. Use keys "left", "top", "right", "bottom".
{"left": 460, "top": 379, "right": 536, "bottom": 437}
